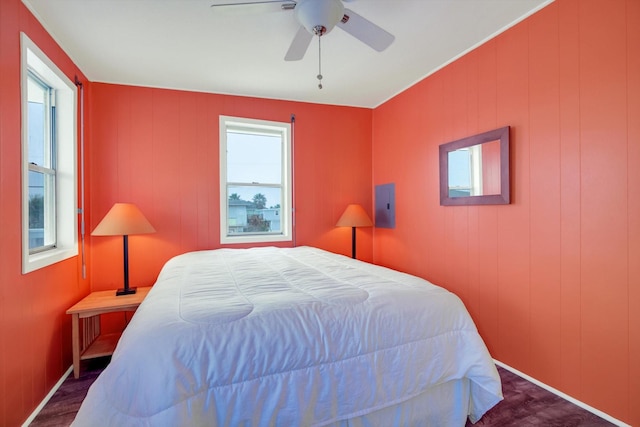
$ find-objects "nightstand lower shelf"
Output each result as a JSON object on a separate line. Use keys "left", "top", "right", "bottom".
{"left": 81, "top": 332, "right": 121, "bottom": 360}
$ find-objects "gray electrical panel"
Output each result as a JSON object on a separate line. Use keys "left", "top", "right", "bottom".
{"left": 375, "top": 183, "right": 395, "bottom": 228}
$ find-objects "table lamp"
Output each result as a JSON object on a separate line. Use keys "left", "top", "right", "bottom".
{"left": 336, "top": 204, "right": 372, "bottom": 259}
{"left": 92, "top": 203, "right": 156, "bottom": 296}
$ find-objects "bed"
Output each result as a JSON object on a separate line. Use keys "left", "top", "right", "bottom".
{"left": 72, "top": 246, "right": 502, "bottom": 426}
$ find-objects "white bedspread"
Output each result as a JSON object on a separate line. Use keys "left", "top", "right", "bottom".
{"left": 73, "top": 246, "right": 502, "bottom": 426}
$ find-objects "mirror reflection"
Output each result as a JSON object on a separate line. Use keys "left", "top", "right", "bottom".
{"left": 447, "top": 139, "right": 500, "bottom": 197}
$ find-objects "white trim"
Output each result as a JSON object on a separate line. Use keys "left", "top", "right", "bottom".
{"left": 219, "top": 115, "right": 292, "bottom": 245}
{"left": 494, "top": 359, "right": 631, "bottom": 427}
{"left": 21, "top": 365, "right": 73, "bottom": 427}
{"left": 20, "top": 32, "right": 78, "bottom": 274}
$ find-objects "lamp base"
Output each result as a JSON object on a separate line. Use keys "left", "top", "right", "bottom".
{"left": 116, "top": 287, "right": 137, "bottom": 296}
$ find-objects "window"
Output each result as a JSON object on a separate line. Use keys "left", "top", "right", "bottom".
{"left": 21, "top": 33, "right": 78, "bottom": 273}
{"left": 219, "top": 116, "right": 292, "bottom": 244}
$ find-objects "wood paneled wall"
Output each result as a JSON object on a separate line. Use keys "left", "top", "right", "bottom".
{"left": 88, "top": 84, "right": 374, "bottom": 296}
{"left": 0, "top": 1, "right": 90, "bottom": 426}
{"left": 2, "top": 0, "right": 638, "bottom": 426}
{"left": 372, "top": 1, "right": 639, "bottom": 425}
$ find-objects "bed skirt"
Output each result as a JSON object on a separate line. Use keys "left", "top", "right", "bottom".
{"left": 331, "top": 378, "right": 470, "bottom": 427}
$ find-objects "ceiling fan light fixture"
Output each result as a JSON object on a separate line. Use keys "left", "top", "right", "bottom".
{"left": 281, "top": 0, "right": 395, "bottom": 89}
{"left": 295, "top": 0, "right": 344, "bottom": 36}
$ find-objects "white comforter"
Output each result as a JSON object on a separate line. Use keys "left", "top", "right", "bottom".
{"left": 73, "top": 246, "right": 502, "bottom": 426}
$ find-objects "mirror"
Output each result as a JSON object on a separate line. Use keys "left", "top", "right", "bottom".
{"left": 439, "top": 126, "right": 510, "bottom": 206}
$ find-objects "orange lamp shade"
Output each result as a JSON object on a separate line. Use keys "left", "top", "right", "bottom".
{"left": 92, "top": 203, "right": 156, "bottom": 236}
{"left": 336, "top": 204, "right": 373, "bottom": 228}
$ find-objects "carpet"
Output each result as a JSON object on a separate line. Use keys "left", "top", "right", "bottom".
{"left": 30, "top": 358, "right": 617, "bottom": 426}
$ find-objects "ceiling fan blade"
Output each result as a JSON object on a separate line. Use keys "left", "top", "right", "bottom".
{"left": 210, "top": 0, "right": 296, "bottom": 14}
{"left": 337, "top": 8, "right": 395, "bottom": 52}
{"left": 211, "top": 1, "right": 294, "bottom": 8}
{"left": 284, "top": 26, "right": 313, "bottom": 61}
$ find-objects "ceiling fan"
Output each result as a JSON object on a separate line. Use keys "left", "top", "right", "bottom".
{"left": 211, "top": 0, "right": 395, "bottom": 88}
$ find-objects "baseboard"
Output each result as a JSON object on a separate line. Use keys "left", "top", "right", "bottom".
{"left": 22, "top": 365, "right": 73, "bottom": 427}
{"left": 494, "top": 359, "right": 631, "bottom": 427}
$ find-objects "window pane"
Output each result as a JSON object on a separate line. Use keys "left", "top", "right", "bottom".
{"left": 28, "top": 170, "right": 45, "bottom": 249}
{"left": 227, "top": 185, "right": 282, "bottom": 235}
{"left": 227, "top": 132, "right": 282, "bottom": 184}
{"left": 27, "top": 75, "right": 51, "bottom": 167}
{"left": 26, "top": 72, "right": 56, "bottom": 252}
{"left": 28, "top": 170, "right": 55, "bottom": 249}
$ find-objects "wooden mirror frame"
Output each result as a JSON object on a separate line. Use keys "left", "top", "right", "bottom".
{"left": 439, "top": 126, "right": 510, "bottom": 206}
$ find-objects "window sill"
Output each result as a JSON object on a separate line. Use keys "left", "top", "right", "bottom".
{"left": 23, "top": 246, "right": 77, "bottom": 274}
{"left": 220, "top": 234, "right": 291, "bottom": 245}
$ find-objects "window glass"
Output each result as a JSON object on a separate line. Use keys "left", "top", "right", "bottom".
{"left": 27, "top": 75, "right": 52, "bottom": 165}
{"left": 227, "top": 132, "right": 282, "bottom": 184}
{"left": 27, "top": 72, "right": 56, "bottom": 251}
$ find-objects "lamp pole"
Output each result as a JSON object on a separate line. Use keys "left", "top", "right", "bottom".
{"left": 117, "top": 234, "right": 136, "bottom": 295}
{"left": 351, "top": 226, "right": 356, "bottom": 259}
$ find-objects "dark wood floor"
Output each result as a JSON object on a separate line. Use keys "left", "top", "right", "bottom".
{"left": 30, "top": 358, "right": 617, "bottom": 426}
{"left": 30, "top": 358, "right": 108, "bottom": 427}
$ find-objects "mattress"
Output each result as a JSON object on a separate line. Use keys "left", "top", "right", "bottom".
{"left": 72, "top": 246, "right": 502, "bottom": 426}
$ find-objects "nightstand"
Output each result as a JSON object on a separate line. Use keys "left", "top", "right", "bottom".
{"left": 66, "top": 287, "right": 151, "bottom": 378}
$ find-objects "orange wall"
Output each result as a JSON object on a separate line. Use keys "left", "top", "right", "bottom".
{"left": 1, "top": 3, "right": 373, "bottom": 423}
{"left": 2, "top": 0, "right": 638, "bottom": 426}
{"left": 0, "top": 1, "right": 91, "bottom": 426}
{"left": 88, "top": 84, "right": 374, "bottom": 294}
{"left": 372, "top": 0, "right": 639, "bottom": 425}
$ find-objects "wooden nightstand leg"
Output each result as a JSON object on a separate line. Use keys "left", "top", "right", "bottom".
{"left": 71, "top": 313, "right": 80, "bottom": 379}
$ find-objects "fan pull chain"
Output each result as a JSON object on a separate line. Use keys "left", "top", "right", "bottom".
{"left": 317, "top": 36, "right": 323, "bottom": 90}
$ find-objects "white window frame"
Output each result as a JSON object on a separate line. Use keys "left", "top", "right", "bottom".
{"left": 21, "top": 33, "right": 78, "bottom": 273}
{"left": 219, "top": 116, "right": 292, "bottom": 244}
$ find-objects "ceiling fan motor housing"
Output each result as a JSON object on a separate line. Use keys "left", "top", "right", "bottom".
{"left": 295, "top": 0, "right": 345, "bottom": 36}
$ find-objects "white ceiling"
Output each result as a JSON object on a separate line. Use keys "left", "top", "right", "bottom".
{"left": 22, "top": 0, "right": 552, "bottom": 108}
